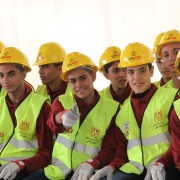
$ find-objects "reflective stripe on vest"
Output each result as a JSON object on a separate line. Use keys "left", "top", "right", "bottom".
{"left": 174, "top": 99, "right": 180, "bottom": 120}
{"left": 44, "top": 94, "right": 119, "bottom": 179}
{"left": 116, "top": 87, "right": 177, "bottom": 174}
{"left": 0, "top": 92, "right": 47, "bottom": 164}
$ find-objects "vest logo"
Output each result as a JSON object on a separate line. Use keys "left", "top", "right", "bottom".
{"left": 90, "top": 127, "right": 100, "bottom": 138}
{"left": 20, "top": 121, "right": 30, "bottom": 131}
{"left": 0, "top": 132, "right": 4, "bottom": 137}
{"left": 154, "top": 110, "right": 163, "bottom": 122}
{"left": 122, "top": 122, "right": 129, "bottom": 138}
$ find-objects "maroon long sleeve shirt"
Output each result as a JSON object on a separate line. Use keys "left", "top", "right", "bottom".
{"left": 6, "top": 82, "right": 53, "bottom": 172}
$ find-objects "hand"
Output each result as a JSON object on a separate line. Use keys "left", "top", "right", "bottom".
{"left": 144, "top": 166, "right": 153, "bottom": 180}
{"left": 151, "top": 162, "right": 166, "bottom": 180}
{"left": 71, "top": 163, "right": 94, "bottom": 180}
{"left": 0, "top": 161, "right": 25, "bottom": 180}
{"left": 90, "top": 165, "right": 114, "bottom": 180}
{"left": 62, "top": 103, "right": 80, "bottom": 129}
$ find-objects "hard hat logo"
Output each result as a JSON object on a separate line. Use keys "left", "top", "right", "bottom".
{"left": 37, "top": 53, "right": 44, "bottom": 61}
{"left": 165, "top": 33, "right": 177, "bottom": 41}
{"left": 67, "top": 58, "right": 78, "bottom": 68}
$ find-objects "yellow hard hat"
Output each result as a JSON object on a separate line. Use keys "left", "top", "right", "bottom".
{"left": 157, "top": 30, "right": 180, "bottom": 55}
{"left": 61, "top": 52, "right": 98, "bottom": 81}
{"left": 0, "top": 47, "right": 31, "bottom": 72}
{"left": 0, "top": 41, "right": 5, "bottom": 53}
{"left": 153, "top": 32, "right": 164, "bottom": 54}
{"left": 119, "top": 42, "right": 155, "bottom": 68}
{"left": 34, "top": 42, "right": 66, "bottom": 66}
{"left": 99, "top": 46, "right": 121, "bottom": 72}
{"left": 175, "top": 51, "right": 180, "bottom": 74}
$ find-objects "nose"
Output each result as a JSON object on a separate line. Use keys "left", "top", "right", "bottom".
{"left": 38, "top": 66, "right": 44, "bottom": 74}
{"left": 119, "top": 69, "right": 127, "bottom": 77}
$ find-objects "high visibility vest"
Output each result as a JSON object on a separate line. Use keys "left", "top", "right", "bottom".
{"left": 0, "top": 92, "right": 47, "bottom": 165}
{"left": 153, "top": 81, "right": 160, "bottom": 87}
{"left": 116, "top": 87, "right": 178, "bottom": 175}
{"left": 36, "top": 84, "right": 72, "bottom": 104}
{"left": 99, "top": 86, "right": 113, "bottom": 100}
{"left": 163, "top": 79, "right": 174, "bottom": 88}
{"left": 0, "top": 87, "right": 6, "bottom": 97}
{"left": 44, "top": 94, "right": 119, "bottom": 180}
{"left": 174, "top": 99, "right": 180, "bottom": 120}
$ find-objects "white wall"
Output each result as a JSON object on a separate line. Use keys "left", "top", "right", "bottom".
{"left": 0, "top": 0, "right": 180, "bottom": 90}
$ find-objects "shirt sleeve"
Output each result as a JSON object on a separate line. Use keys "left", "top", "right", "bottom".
{"left": 157, "top": 108, "right": 179, "bottom": 169}
{"left": 22, "top": 102, "right": 54, "bottom": 172}
{"left": 168, "top": 108, "right": 180, "bottom": 170}
{"left": 47, "top": 98, "right": 66, "bottom": 133}
{"left": 109, "top": 125, "right": 128, "bottom": 170}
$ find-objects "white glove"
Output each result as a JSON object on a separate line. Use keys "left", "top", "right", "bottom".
{"left": 151, "top": 162, "right": 166, "bottom": 180}
{"left": 0, "top": 164, "right": 7, "bottom": 172}
{"left": 0, "top": 161, "right": 24, "bottom": 180}
{"left": 90, "top": 165, "right": 114, "bottom": 180}
{"left": 144, "top": 166, "right": 153, "bottom": 180}
{"left": 62, "top": 103, "right": 80, "bottom": 129}
{"left": 71, "top": 163, "right": 94, "bottom": 180}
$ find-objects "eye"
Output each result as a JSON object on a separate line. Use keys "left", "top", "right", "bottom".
{"left": 0, "top": 73, "right": 4, "bottom": 78}
{"left": 79, "top": 75, "right": 87, "bottom": 81}
{"left": 68, "top": 79, "right": 76, "bottom": 84}
{"left": 8, "top": 72, "right": 16, "bottom": 77}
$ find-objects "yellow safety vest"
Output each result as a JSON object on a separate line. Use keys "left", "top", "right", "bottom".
{"left": 44, "top": 94, "right": 120, "bottom": 180}
{"left": 116, "top": 87, "right": 178, "bottom": 175}
{"left": 174, "top": 99, "right": 180, "bottom": 120}
{"left": 36, "top": 84, "right": 72, "bottom": 104}
{"left": 99, "top": 86, "right": 113, "bottom": 100}
{"left": 0, "top": 92, "right": 47, "bottom": 165}
{"left": 0, "top": 87, "right": 6, "bottom": 97}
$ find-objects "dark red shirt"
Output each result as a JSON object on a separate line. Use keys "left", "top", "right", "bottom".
{"left": 6, "top": 82, "right": 53, "bottom": 172}
{"left": 46, "top": 81, "right": 68, "bottom": 103}
{"left": 110, "top": 83, "right": 132, "bottom": 104}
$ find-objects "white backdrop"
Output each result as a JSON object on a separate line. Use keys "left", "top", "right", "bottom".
{"left": 0, "top": 0, "right": 180, "bottom": 90}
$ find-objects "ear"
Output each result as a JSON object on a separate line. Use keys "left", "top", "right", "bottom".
{"left": 150, "top": 66, "right": 154, "bottom": 77}
{"left": 91, "top": 72, "right": 96, "bottom": 82}
{"left": 103, "top": 72, "right": 110, "bottom": 80}
{"left": 22, "top": 71, "right": 27, "bottom": 80}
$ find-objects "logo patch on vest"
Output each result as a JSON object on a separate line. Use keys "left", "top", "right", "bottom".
{"left": 90, "top": 127, "right": 100, "bottom": 138}
{"left": 0, "top": 132, "right": 4, "bottom": 137}
{"left": 154, "top": 110, "right": 163, "bottom": 122}
{"left": 122, "top": 122, "right": 129, "bottom": 138}
{"left": 20, "top": 121, "right": 30, "bottom": 131}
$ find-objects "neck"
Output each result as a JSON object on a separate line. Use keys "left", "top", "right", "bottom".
{"left": 8, "top": 85, "right": 26, "bottom": 104}
{"left": 48, "top": 79, "right": 62, "bottom": 92}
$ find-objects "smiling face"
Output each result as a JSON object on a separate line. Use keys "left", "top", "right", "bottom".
{"left": 67, "top": 68, "right": 96, "bottom": 104}
{"left": 126, "top": 64, "right": 154, "bottom": 94}
{"left": 161, "top": 43, "right": 180, "bottom": 74}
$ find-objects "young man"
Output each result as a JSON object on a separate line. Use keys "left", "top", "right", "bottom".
{"left": 157, "top": 29, "right": 180, "bottom": 90}
{"left": 34, "top": 42, "right": 71, "bottom": 104}
{"left": 99, "top": 46, "right": 131, "bottom": 104}
{"left": 0, "top": 47, "right": 53, "bottom": 180}
{"left": 90, "top": 42, "right": 179, "bottom": 180}
{"left": 24, "top": 51, "right": 120, "bottom": 180}
{"left": 153, "top": 32, "right": 172, "bottom": 87}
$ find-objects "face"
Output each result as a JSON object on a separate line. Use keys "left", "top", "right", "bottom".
{"left": 155, "top": 55, "right": 172, "bottom": 81}
{"left": 0, "top": 64, "right": 26, "bottom": 94}
{"left": 161, "top": 43, "right": 180, "bottom": 73}
{"left": 38, "top": 64, "right": 62, "bottom": 84}
{"left": 103, "top": 61, "right": 127, "bottom": 90}
{"left": 67, "top": 68, "right": 96, "bottom": 103}
{"left": 126, "top": 64, "right": 154, "bottom": 94}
